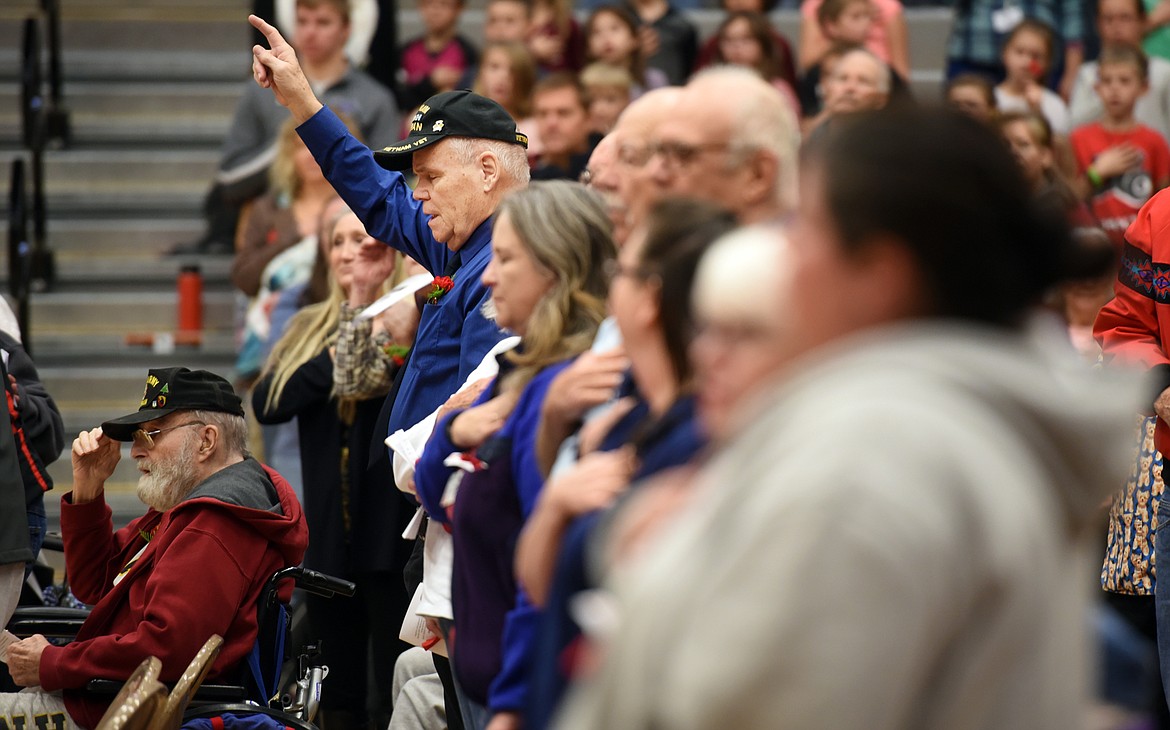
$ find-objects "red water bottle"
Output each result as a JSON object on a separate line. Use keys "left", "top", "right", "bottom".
{"left": 177, "top": 264, "right": 203, "bottom": 335}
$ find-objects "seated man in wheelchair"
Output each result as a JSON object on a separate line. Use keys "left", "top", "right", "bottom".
{"left": 1, "top": 367, "right": 308, "bottom": 729}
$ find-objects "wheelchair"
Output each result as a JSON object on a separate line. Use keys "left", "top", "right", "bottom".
{"left": 8, "top": 555, "right": 356, "bottom": 730}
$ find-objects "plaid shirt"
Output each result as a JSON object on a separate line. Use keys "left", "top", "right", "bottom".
{"left": 946, "top": 0, "right": 1085, "bottom": 67}
{"left": 332, "top": 302, "right": 395, "bottom": 401}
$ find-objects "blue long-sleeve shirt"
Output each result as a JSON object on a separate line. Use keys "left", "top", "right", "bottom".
{"left": 415, "top": 357, "right": 573, "bottom": 713}
{"left": 297, "top": 106, "right": 505, "bottom": 435}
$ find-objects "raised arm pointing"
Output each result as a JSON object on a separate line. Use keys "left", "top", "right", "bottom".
{"left": 248, "top": 14, "right": 324, "bottom": 124}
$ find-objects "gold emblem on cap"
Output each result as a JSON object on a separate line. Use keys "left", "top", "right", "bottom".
{"left": 433, "top": 120, "right": 445, "bottom": 132}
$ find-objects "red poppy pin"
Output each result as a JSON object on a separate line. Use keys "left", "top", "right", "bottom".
{"left": 383, "top": 343, "right": 411, "bottom": 367}
{"left": 427, "top": 276, "right": 454, "bottom": 305}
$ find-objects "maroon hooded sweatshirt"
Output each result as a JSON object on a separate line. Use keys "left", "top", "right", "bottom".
{"left": 39, "top": 459, "right": 308, "bottom": 729}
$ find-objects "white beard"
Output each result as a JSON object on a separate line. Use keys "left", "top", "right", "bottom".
{"left": 136, "top": 438, "right": 200, "bottom": 512}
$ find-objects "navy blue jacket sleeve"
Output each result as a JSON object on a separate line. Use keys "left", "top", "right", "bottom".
{"left": 297, "top": 106, "right": 452, "bottom": 277}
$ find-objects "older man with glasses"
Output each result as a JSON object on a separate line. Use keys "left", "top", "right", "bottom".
{"left": 1, "top": 367, "right": 308, "bottom": 730}
{"left": 649, "top": 66, "right": 801, "bottom": 224}
{"left": 608, "top": 87, "right": 685, "bottom": 238}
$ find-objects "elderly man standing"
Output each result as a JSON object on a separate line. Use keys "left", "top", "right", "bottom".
{"left": 649, "top": 66, "right": 800, "bottom": 224}
{"left": 250, "top": 14, "right": 525, "bottom": 445}
{"left": 534, "top": 75, "right": 800, "bottom": 476}
{"left": 805, "top": 48, "right": 893, "bottom": 137}
{"left": 1, "top": 368, "right": 308, "bottom": 730}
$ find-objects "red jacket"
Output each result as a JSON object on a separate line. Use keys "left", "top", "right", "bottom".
{"left": 39, "top": 459, "right": 308, "bottom": 729}
{"left": 1095, "top": 187, "right": 1170, "bottom": 455}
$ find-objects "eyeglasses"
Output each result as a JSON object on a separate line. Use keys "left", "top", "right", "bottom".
{"left": 132, "top": 421, "right": 205, "bottom": 449}
{"left": 617, "top": 143, "right": 654, "bottom": 168}
{"left": 650, "top": 141, "right": 738, "bottom": 168}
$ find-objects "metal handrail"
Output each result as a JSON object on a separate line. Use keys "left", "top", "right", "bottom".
{"left": 8, "top": 160, "right": 32, "bottom": 352}
{"left": 14, "top": 10, "right": 63, "bottom": 350}
{"left": 20, "top": 17, "right": 42, "bottom": 154}
{"left": 40, "top": 0, "right": 70, "bottom": 146}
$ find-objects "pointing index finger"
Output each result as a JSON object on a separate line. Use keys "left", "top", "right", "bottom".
{"left": 248, "top": 14, "right": 285, "bottom": 46}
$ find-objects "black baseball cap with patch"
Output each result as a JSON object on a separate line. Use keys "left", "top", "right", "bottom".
{"left": 373, "top": 90, "right": 529, "bottom": 172}
{"left": 101, "top": 367, "right": 244, "bottom": 441}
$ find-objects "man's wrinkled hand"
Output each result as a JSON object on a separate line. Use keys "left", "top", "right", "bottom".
{"left": 71, "top": 427, "right": 120, "bottom": 504}
{"left": 7, "top": 634, "right": 49, "bottom": 687}
{"left": 249, "top": 15, "right": 323, "bottom": 122}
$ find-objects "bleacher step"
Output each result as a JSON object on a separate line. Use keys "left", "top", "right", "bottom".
{"left": 30, "top": 290, "right": 235, "bottom": 332}
{"left": 25, "top": 331, "right": 237, "bottom": 367}
{"left": 44, "top": 218, "right": 206, "bottom": 256}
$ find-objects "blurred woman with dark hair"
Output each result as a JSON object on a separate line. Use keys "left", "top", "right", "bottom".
{"left": 516, "top": 199, "right": 737, "bottom": 729}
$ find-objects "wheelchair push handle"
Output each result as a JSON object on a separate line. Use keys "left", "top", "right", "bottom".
{"left": 267, "top": 566, "right": 356, "bottom": 598}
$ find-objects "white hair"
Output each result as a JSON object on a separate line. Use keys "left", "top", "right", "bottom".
{"left": 189, "top": 409, "right": 251, "bottom": 459}
{"left": 446, "top": 136, "right": 531, "bottom": 187}
{"left": 693, "top": 224, "right": 793, "bottom": 325}
{"left": 687, "top": 66, "right": 801, "bottom": 213}
{"left": 835, "top": 48, "right": 892, "bottom": 95}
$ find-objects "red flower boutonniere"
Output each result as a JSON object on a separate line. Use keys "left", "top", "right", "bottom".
{"left": 427, "top": 276, "right": 454, "bottom": 305}
{"left": 383, "top": 343, "right": 411, "bottom": 367}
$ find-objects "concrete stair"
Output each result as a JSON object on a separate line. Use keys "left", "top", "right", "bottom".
{"left": 0, "top": 0, "right": 250, "bottom": 526}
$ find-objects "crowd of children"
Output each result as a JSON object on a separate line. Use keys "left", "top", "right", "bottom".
{"left": 392, "top": 0, "right": 907, "bottom": 155}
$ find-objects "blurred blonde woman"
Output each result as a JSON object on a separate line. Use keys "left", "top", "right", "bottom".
{"left": 253, "top": 205, "right": 413, "bottom": 729}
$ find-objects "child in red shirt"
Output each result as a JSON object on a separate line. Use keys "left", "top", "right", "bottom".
{"left": 1071, "top": 43, "right": 1170, "bottom": 248}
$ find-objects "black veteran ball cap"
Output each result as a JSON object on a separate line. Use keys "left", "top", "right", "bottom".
{"left": 101, "top": 367, "right": 244, "bottom": 441}
{"left": 373, "top": 89, "right": 529, "bottom": 171}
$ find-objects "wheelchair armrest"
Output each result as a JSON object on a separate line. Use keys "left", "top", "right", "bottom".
{"left": 41, "top": 532, "right": 64, "bottom": 553}
{"left": 85, "top": 679, "right": 124, "bottom": 695}
{"left": 292, "top": 568, "right": 356, "bottom": 599}
{"left": 87, "top": 679, "right": 250, "bottom": 703}
{"left": 267, "top": 566, "right": 355, "bottom": 600}
{"left": 7, "top": 606, "right": 90, "bottom": 638}
{"left": 187, "top": 684, "right": 251, "bottom": 703}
